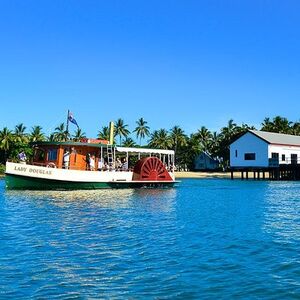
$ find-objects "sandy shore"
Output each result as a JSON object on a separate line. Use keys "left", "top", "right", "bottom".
{"left": 175, "top": 171, "right": 269, "bottom": 179}
{"left": 175, "top": 171, "right": 231, "bottom": 178}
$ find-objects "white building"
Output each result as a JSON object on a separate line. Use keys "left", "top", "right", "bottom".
{"left": 230, "top": 130, "right": 300, "bottom": 168}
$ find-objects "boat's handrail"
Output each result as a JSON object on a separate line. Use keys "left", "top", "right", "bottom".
{"left": 116, "top": 146, "right": 175, "bottom": 155}
{"left": 13, "top": 161, "right": 134, "bottom": 172}
{"left": 7, "top": 161, "right": 174, "bottom": 174}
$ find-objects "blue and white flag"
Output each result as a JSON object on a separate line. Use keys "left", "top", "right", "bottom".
{"left": 68, "top": 112, "right": 79, "bottom": 128}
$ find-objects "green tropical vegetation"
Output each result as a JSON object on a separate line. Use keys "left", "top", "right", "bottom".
{"left": 133, "top": 118, "right": 150, "bottom": 146}
{"left": 54, "top": 123, "right": 69, "bottom": 142}
{"left": 30, "top": 126, "right": 45, "bottom": 142}
{"left": 115, "top": 118, "right": 130, "bottom": 146}
{"left": 0, "top": 115, "right": 299, "bottom": 174}
{"left": 72, "top": 128, "right": 86, "bottom": 142}
{"left": 97, "top": 126, "right": 110, "bottom": 141}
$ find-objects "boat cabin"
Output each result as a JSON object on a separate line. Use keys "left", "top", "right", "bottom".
{"left": 31, "top": 141, "right": 175, "bottom": 172}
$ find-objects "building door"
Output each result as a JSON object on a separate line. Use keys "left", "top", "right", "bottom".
{"left": 291, "top": 154, "right": 298, "bottom": 165}
{"left": 271, "top": 152, "right": 279, "bottom": 164}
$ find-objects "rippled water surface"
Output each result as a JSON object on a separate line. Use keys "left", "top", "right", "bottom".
{"left": 0, "top": 178, "right": 300, "bottom": 299}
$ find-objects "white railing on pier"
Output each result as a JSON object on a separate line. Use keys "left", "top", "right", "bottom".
{"left": 269, "top": 157, "right": 300, "bottom": 167}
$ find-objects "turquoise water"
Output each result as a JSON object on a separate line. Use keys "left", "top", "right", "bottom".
{"left": 0, "top": 178, "right": 299, "bottom": 299}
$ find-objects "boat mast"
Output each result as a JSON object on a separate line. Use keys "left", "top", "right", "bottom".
{"left": 66, "top": 109, "right": 70, "bottom": 140}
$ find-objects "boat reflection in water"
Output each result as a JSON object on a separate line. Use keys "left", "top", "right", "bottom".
{"left": 5, "top": 188, "right": 177, "bottom": 212}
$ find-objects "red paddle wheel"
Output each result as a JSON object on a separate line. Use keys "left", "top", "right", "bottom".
{"left": 132, "top": 157, "right": 173, "bottom": 181}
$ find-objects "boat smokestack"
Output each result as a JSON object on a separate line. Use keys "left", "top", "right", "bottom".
{"left": 109, "top": 121, "right": 114, "bottom": 145}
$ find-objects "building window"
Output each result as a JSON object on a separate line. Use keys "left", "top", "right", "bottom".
{"left": 282, "top": 154, "right": 285, "bottom": 161}
{"left": 235, "top": 150, "right": 238, "bottom": 157}
{"left": 291, "top": 154, "right": 298, "bottom": 165}
{"left": 48, "top": 149, "right": 58, "bottom": 161}
{"left": 244, "top": 153, "right": 256, "bottom": 160}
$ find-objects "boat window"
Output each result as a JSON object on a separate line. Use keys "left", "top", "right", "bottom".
{"left": 48, "top": 149, "right": 58, "bottom": 161}
{"left": 34, "top": 149, "right": 45, "bottom": 162}
{"left": 244, "top": 153, "right": 256, "bottom": 160}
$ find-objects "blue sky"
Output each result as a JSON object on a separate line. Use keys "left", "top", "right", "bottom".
{"left": 1, "top": 1, "right": 300, "bottom": 138}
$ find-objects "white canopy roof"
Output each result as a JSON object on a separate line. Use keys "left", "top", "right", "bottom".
{"left": 116, "top": 146, "right": 174, "bottom": 155}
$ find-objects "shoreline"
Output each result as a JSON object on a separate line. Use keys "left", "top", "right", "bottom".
{"left": 0, "top": 172, "right": 259, "bottom": 179}
{"left": 175, "top": 171, "right": 270, "bottom": 179}
{"left": 175, "top": 171, "right": 231, "bottom": 179}
{"left": 0, "top": 172, "right": 231, "bottom": 178}
{"left": 0, "top": 172, "right": 266, "bottom": 180}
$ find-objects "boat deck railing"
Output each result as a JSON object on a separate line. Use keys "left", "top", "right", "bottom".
{"left": 31, "top": 162, "right": 134, "bottom": 172}
{"left": 7, "top": 160, "right": 175, "bottom": 173}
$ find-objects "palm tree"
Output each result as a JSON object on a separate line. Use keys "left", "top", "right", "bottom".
{"left": 0, "top": 127, "right": 13, "bottom": 160}
{"left": 133, "top": 118, "right": 150, "bottom": 146}
{"left": 54, "top": 123, "right": 69, "bottom": 141}
{"left": 30, "top": 126, "right": 45, "bottom": 142}
{"left": 261, "top": 117, "right": 273, "bottom": 132}
{"left": 196, "top": 126, "right": 213, "bottom": 152}
{"left": 170, "top": 126, "right": 187, "bottom": 153}
{"left": 261, "top": 116, "right": 291, "bottom": 134}
{"left": 179, "top": 133, "right": 202, "bottom": 170}
{"left": 169, "top": 126, "right": 188, "bottom": 167}
{"left": 72, "top": 128, "right": 86, "bottom": 142}
{"left": 272, "top": 116, "right": 291, "bottom": 134}
{"left": 208, "top": 131, "right": 220, "bottom": 157}
{"left": 218, "top": 119, "right": 244, "bottom": 169}
{"left": 220, "top": 119, "right": 237, "bottom": 140}
{"left": 188, "top": 133, "right": 202, "bottom": 155}
{"left": 97, "top": 126, "right": 110, "bottom": 140}
{"left": 148, "top": 129, "right": 172, "bottom": 149}
{"left": 14, "top": 123, "right": 28, "bottom": 143}
{"left": 115, "top": 118, "right": 130, "bottom": 146}
{"left": 239, "top": 123, "right": 256, "bottom": 131}
{"left": 123, "top": 137, "right": 136, "bottom": 147}
{"left": 291, "top": 122, "right": 300, "bottom": 135}
{"left": 47, "top": 133, "right": 56, "bottom": 142}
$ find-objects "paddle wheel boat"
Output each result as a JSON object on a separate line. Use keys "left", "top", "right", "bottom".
{"left": 5, "top": 140, "right": 176, "bottom": 190}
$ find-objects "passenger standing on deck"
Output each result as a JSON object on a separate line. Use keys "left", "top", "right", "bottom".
{"left": 18, "top": 150, "right": 27, "bottom": 164}
{"left": 85, "top": 153, "right": 91, "bottom": 170}
{"left": 89, "top": 155, "right": 95, "bottom": 171}
{"left": 122, "top": 158, "right": 128, "bottom": 171}
{"left": 97, "top": 157, "right": 104, "bottom": 171}
{"left": 116, "top": 158, "right": 122, "bottom": 170}
{"left": 63, "top": 149, "right": 70, "bottom": 169}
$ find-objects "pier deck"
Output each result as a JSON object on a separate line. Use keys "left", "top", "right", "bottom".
{"left": 230, "top": 164, "right": 300, "bottom": 181}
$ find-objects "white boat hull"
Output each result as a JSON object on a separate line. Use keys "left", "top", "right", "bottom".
{"left": 5, "top": 162, "right": 176, "bottom": 190}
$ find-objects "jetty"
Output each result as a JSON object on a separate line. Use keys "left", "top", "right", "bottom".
{"left": 230, "top": 164, "right": 300, "bottom": 181}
